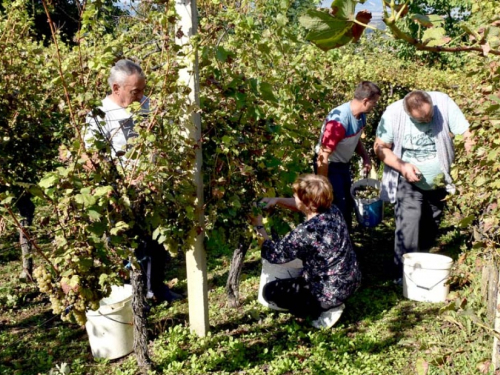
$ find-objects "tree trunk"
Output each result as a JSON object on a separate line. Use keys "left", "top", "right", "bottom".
{"left": 130, "top": 267, "right": 152, "bottom": 373}
{"left": 17, "top": 194, "right": 35, "bottom": 281}
{"left": 19, "top": 218, "right": 33, "bottom": 281}
{"left": 226, "top": 238, "right": 251, "bottom": 308}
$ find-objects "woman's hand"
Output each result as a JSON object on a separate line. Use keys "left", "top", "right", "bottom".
{"left": 259, "top": 197, "right": 300, "bottom": 212}
{"left": 249, "top": 201, "right": 264, "bottom": 226}
{"left": 259, "top": 197, "right": 279, "bottom": 210}
{"left": 250, "top": 214, "right": 263, "bottom": 226}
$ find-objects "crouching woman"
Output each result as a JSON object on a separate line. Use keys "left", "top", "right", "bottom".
{"left": 252, "top": 174, "right": 361, "bottom": 328}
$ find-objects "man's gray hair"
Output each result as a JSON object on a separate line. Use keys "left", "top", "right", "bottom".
{"left": 403, "top": 90, "right": 433, "bottom": 114}
{"left": 108, "top": 59, "right": 145, "bottom": 89}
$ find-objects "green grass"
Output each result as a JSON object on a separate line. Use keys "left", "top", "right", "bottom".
{"left": 0, "top": 215, "right": 495, "bottom": 375}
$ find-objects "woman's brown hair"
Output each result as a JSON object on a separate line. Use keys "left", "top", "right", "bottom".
{"left": 292, "top": 174, "right": 333, "bottom": 213}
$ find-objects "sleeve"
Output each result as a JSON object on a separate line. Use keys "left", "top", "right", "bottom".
{"left": 261, "top": 225, "right": 308, "bottom": 264}
{"left": 447, "top": 96, "right": 469, "bottom": 135}
{"left": 376, "top": 112, "right": 394, "bottom": 144}
{"left": 84, "top": 111, "right": 109, "bottom": 149}
{"left": 320, "top": 120, "right": 346, "bottom": 150}
{"left": 84, "top": 114, "right": 99, "bottom": 149}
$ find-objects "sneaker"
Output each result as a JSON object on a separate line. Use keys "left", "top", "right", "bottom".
{"left": 311, "top": 304, "right": 345, "bottom": 329}
{"left": 393, "top": 278, "right": 403, "bottom": 286}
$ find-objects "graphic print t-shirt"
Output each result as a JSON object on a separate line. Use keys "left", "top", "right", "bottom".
{"left": 376, "top": 95, "right": 469, "bottom": 190}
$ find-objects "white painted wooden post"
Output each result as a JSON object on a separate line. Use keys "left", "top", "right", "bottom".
{"left": 175, "top": 0, "right": 209, "bottom": 336}
{"left": 491, "top": 267, "right": 500, "bottom": 370}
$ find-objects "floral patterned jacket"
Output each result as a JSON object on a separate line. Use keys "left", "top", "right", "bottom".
{"left": 261, "top": 205, "right": 361, "bottom": 307}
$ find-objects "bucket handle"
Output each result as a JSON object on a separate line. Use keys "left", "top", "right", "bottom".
{"left": 98, "top": 298, "right": 131, "bottom": 312}
{"left": 272, "top": 269, "right": 302, "bottom": 281}
{"left": 96, "top": 309, "right": 134, "bottom": 326}
{"left": 404, "top": 273, "right": 449, "bottom": 291}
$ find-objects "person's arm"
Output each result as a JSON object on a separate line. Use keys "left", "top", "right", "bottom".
{"left": 355, "top": 139, "right": 372, "bottom": 175}
{"left": 462, "top": 129, "right": 473, "bottom": 154}
{"left": 317, "top": 146, "right": 332, "bottom": 177}
{"left": 250, "top": 198, "right": 299, "bottom": 240}
{"left": 260, "top": 197, "right": 299, "bottom": 211}
{"left": 374, "top": 136, "right": 421, "bottom": 182}
{"left": 261, "top": 226, "right": 303, "bottom": 264}
{"left": 317, "top": 120, "right": 346, "bottom": 177}
{"left": 250, "top": 214, "right": 271, "bottom": 241}
{"left": 446, "top": 95, "right": 473, "bottom": 154}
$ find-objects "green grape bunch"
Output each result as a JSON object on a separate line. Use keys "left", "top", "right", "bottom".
{"left": 352, "top": 185, "right": 379, "bottom": 200}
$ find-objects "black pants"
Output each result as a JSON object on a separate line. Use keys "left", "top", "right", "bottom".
{"left": 313, "top": 156, "right": 353, "bottom": 231}
{"left": 135, "top": 237, "right": 170, "bottom": 296}
{"left": 263, "top": 278, "right": 337, "bottom": 319}
{"left": 394, "top": 177, "right": 447, "bottom": 277}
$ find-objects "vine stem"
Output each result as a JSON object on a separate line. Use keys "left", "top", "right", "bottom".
{"left": 40, "top": 0, "right": 83, "bottom": 144}
{"left": 394, "top": 0, "right": 410, "bottom": 22}
{"left": 352, "top": 19, "right": 378, "bottom": 32}
{"left": 4, "top": 205, "right": 59, "bottom": 275}
{"left": 382, "top": 8, "right": 500, "bottom": 57}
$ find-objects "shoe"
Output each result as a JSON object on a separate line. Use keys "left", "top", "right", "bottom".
{"left": 393, "top": 278, "right": 403, "bottom": 286}
{"left": 153, "top": 284, "right": 186, "bottom": 303}
{"left": 311, "top": 304, "right": 345, "bottom": 329}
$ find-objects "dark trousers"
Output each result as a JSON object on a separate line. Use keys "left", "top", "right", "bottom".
{"left": 263, "top": 278, "right": 336, "bottom": 319}
{"left": 313, "top": 157, "right": 353, "bottom": 231}
{"left": 135, "top": 237, "right": 170, "bottom": 297}
{"left": 394, "top": 177, "right": 447, "bottom": 277}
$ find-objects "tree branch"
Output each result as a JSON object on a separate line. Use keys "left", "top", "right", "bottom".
{"left": 384, "top": 18, "right": 500, "bottom": 56}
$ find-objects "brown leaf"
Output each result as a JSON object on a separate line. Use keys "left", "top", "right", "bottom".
{"left": 352, "top": 10, "right": 372, "bottom": 42}
{"left": 175, "top": 27, "right": 185, "bottom": 39}
{"left": 458, "top": 253, "right": 467, "bottom": 265}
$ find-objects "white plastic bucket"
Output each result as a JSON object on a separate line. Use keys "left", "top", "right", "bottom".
{"left": 258, "top": 258, "right": 303, "bottom": 311}
{"left": 350, "top": 178, "right": 383, "bottom": 228}
{"left": 85, "top": 284, "right": 134, "bottom": 359}
{"left": 403, "top": 253, "right": 453, "bottom": 302}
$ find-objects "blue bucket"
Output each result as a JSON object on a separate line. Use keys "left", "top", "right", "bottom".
{"left": 351, "top": 179, "right": 383, "bottom": 228}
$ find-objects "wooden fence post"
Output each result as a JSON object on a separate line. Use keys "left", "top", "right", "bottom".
{"left": 175, "top": 0, "right": 209, "bottom": 337}
{"left": 481, "top": 260, "right": 500, "bottom": 371}
{"left": 491, "top": 265, "right": 500, "bottom": 370}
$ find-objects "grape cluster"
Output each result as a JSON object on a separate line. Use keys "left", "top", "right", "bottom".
{"left": 34, "top": 265, "right": 105, "bottom": 326}
{"left": 353, "top": 185, "right": 379, "bottom": 200}
{"left": 49, "top": 295, "right": 64, "bottom": 315}
{"left": 33, "top": 266, "right": 54, "bottom": 294}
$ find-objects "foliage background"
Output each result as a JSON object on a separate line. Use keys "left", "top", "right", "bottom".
{"left": 0, "top": 0, "right": 499, "bottom": 373}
